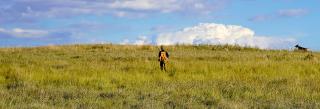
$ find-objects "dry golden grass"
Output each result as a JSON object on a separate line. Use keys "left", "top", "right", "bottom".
{"left": 0, "top": 44, "right": 319, "bottom": 108}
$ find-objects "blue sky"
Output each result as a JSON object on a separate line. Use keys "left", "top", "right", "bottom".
{"left": 0, "top": 0, "right": 319, "bottom": 50}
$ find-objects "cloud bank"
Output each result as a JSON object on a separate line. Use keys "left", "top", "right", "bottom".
{"left": 156, "top": 23, "right": 296, "bottom": 49}
{"left": 0, "top": 0, "right": 229, "bottom": 23}
{"left": 126, "top": 23, "right": 296, "bottom": 49}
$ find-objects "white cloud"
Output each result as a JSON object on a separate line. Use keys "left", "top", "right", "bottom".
{"left": 107, "top": 0, "right": 228, "bottom": 15}
{"left": 0, "top": 28, "right": 49, "bottom": 38}
{"left": 120, "top": 39, "right": 130, "bottom": 45}
{"left": 0, "top": 0, "right": 229, "bottom": 22}
{"left": 134, "top": 36, "right": 151, "bottom": 45}
{"left": 156, "top": 23, "right": 254, "bottom": 45}
{"left": 120, "top": 36, "right": 151, "bottom": 45}
{"left": 108, "top": 0, "right": 180, "bottom": 12}
{"left": 156, "top": 23, "right": 296, "bottom": 49}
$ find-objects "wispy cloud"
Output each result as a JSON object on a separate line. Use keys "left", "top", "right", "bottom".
{"left": 0, "top": 27, "right": 76, "bottom": 46}
{"left": 108, "top": 0, "right": 180, "bottom": 12}
{"left": 278, "top": 9, "right": 308, "bottom": 17}
{"left": 0, "top": 0, "right": 230, "bottom": 23}
{"left": 249, "top": 15, "right": 274, "bottom": 22}
{"left": 249, "top": 8, "right": 309, "bottom": 22}
{"left": 0, "top": 28, "right": 49, "bottom": 38}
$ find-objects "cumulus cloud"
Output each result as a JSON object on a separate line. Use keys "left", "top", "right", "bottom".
{"left": 155, "top": 23, "right": 296, "bottom": 49}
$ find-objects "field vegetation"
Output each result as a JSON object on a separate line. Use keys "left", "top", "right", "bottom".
{"left": 0, "top": 44, "right": 319, "bottom": 108}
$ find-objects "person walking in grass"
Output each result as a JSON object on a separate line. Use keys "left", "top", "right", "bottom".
{"left": 158, "top": 46, "right": 169, "bottom": 71}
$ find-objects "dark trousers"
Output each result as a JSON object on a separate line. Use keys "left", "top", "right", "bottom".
{"left": 160, "top": 61, "right": 166, "bottom": 71}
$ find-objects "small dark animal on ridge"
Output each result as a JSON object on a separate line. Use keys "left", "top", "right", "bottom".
{"left": 295, "top": 44, "right": 308, "bottom": 52}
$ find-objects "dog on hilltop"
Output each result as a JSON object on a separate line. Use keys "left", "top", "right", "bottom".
{"left": 294, "top": 44, "right": 308, "bottom": 52}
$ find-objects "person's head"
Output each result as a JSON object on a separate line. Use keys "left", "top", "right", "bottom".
{"left": 160, "top": 46, "right": 164, "bottom": 51}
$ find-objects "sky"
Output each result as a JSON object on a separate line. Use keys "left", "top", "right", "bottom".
{"left": 0, "top": 0, "right": 319, "bottom": 50}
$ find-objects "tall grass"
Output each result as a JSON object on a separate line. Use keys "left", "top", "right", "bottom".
{"left": 0, "top": 44, "right": 319, "bottom": 108}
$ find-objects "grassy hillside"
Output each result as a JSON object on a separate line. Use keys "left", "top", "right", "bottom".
{"left": 0, "top": 44, "right": 319, "bottom": 108}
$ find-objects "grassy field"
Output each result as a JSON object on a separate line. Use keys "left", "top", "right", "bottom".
{"left": 0, "top": 44, "right": 319, "bottom": 108}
